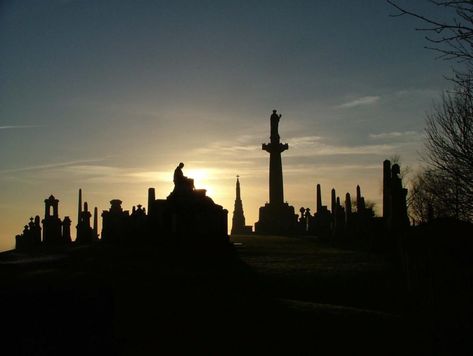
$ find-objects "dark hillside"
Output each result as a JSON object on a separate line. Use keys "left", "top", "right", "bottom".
{"left": 0, "top": 237, "right": 431, "bottom": 355}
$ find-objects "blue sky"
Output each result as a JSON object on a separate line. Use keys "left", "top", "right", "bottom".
{"left": 0, "top": 0, "right": 454, "bottom": 250}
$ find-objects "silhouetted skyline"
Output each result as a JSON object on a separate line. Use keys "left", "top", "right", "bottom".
{"left": 0, "top": 1, "right": 454, "bottom": 250}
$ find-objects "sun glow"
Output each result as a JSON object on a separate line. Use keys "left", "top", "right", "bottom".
{"left": 185, "top": 169, "right": 210, "bottom": 182}
{"left": 186, "top": 168, "right": 216, "bottom": 197}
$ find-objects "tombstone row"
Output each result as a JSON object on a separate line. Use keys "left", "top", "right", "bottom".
{"left": 15, "top": 183, "right": 229, "bottom": 250}
{"left": 295, "top": 159, "right": 409, "bottom": 246}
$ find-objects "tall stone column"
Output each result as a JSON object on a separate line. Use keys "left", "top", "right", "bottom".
{"left": 93, "top": 207, "right": 98, "bottom": 239}
{"left": 345, "top": 192, "right": 352, "bottom": 223}
{"left": 331, "top": 188, "right": 336, "bottom": 215}
{"left": 148, "top": 188, "right": 156, "bottom": 214}
{"left": 262, "top": 110, "right": 288, "bottom": 205}
{"left": 78, "top": 188, "right": 82, "bottom": 225}
{"left": 383, "top": 160, "right": 391, "bottom": 219}
{"left": 356, "top": 185, "right": 362, "bottom": 212}
{"left": 316, "top": 184, "right": 322, "bottom": 213}
{"left": 255, "top": 110, "right": 297, "bottom": 235}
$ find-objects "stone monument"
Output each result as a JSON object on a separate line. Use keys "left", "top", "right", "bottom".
{"left": 147, "top": 163, "right": 228, "bottom": 244}
{"left": 231, "top": 176, "right": 252, "bottom": 235}
{"left": 255, "top": 110, "right": 297, "bottom": 234}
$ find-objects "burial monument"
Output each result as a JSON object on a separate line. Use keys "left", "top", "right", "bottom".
{"left": 255, "top": 110, "right": 298, "bottom": 234}
{"left": 231, "top": 176, "right": 252, "bottom": 235}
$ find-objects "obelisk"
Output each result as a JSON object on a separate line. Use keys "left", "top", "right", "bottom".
{"left": 316, "top": 184, "right": 322, "bottom": 213}
{"left": 78, "top": 188, "right": 82, "bottom": 226}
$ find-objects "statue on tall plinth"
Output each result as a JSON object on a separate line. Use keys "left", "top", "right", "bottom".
{"left": 255, "top": 110, "right": 297, "bottom": 235}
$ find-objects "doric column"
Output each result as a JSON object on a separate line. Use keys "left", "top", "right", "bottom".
{"left": 262, "top": 110, "right": 288, "bottom": 205}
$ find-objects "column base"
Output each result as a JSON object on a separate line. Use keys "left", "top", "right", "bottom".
{"left": 254, "top": 203, "right": 298, "bottom": 235}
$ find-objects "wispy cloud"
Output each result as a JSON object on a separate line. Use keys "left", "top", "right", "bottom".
{"left": 193, "top": 134, "right": 400, "bottom": 163}
{"left": 336, "top": 96, "right": 380, "bottom": 109}
{"left": 194, "top": 143, "right": 262, "bottom": 156}
{"left": 0, "top": 125, "right": 43, "bottom": 130}
{"left": 394, "top": 88, "right": 439, "bottom": 98}
{"left": 192, "top": 134, "right": 264, "bottom": 157}
{"left": 284, "top": 163, "right": 380, "bottom": 175}
{"left": 289, "top": 136, "right": 322, "bottom": 147}
{"left": 287, "top": 143, "right": 395, "bottom": 157}
{"left": 369, "top": 131, "right": 419, "bottom": 139}
{"left": 284, "top": 135, "right": 396, "bottom": 157}
{"left": 0, "top": 158, "right": 106, "bottom": 174}
{"left": 34, "top": 163, "right": 247, "bottom": 188}
{"left": 21, "top": 163, "right": 157, "bottom": 184}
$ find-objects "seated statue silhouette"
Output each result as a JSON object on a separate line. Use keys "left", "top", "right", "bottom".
{"left": 173, "top": 162, "right": 194, "bottom": 194}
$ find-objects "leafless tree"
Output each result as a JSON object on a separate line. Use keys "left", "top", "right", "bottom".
{"left": 423, "top": 86, "right": 473, "bottom": 220}
{"left": 406, "top": 86, "right": 473, "bottom": 223}
{"left": 408, "top": 167, "right": 468, "bottom": 223}
{"left": 389, "top": 1, "right": 473, "bottom": 222}
{"left": 387, "top": 0, "right": 473, "bottom": 87}
{"left": 387, "top": 1, "right": 473, "bottom": 62}
{"left": 408, "top": 170, "right": 434, "bottom": 224}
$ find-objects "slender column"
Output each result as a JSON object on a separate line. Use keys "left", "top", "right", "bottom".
{"left": 356, "top": 185, "right": 362, "bottom": 212}
{"left": 345, "top": 192, "right": 352, "bottom": 223}
{"left": 262, "top": 110, "right": 288, "bottom": 205}
{"left": 331, "top": 188, "right": 336, "bottom": 215}
{"left": 316, "top": 184, "right": 322, "bottom": 213}
{"left": 93, "top": 207, "right": 98, "bottom": 237}
{"left": 78, "top": 189, "right": 82, "bottom": 225}
{"left": 383, "top": 160, "right": 391, "bottom": 218}
{"left": 148, "top": 188, "right": 155, "bottom": 214}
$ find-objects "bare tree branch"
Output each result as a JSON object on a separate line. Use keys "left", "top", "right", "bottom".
{"left": 387, "top": 0, "right": 473, "bottom": 62}
{"left": 389, "top": 1, "right": 473, "bottom": 221}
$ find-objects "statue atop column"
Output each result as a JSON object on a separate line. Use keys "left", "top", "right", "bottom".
{"left": 270, "top": 109, "right": 281, "bottom": 142}
{"left": 262, "top": 110, "right": 289, "bottom": 205}
{"left": 255, "top": 110, "right": 297, "bottom": 235}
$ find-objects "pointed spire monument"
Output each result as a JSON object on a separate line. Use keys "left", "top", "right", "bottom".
{"left": 255, "top": 110, "right": 297, "bottom": 234}
{"left": 231, "top": 176, "right": 252, "bottom": 235}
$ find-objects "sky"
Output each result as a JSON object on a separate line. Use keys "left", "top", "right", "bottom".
{"left": 0, "top": 0, "right": 455, "bottom": 251}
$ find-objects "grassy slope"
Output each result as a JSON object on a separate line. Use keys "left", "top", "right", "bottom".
{"left": 231, "top": 234, "right": 401, "bottom": 312}
{"left": 0, "top": 236, "right": 429, "bottom": 355}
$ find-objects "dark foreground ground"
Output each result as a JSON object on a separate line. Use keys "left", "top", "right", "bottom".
{"left": 0, "top": 235, "right": 446, "bottom": 355}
